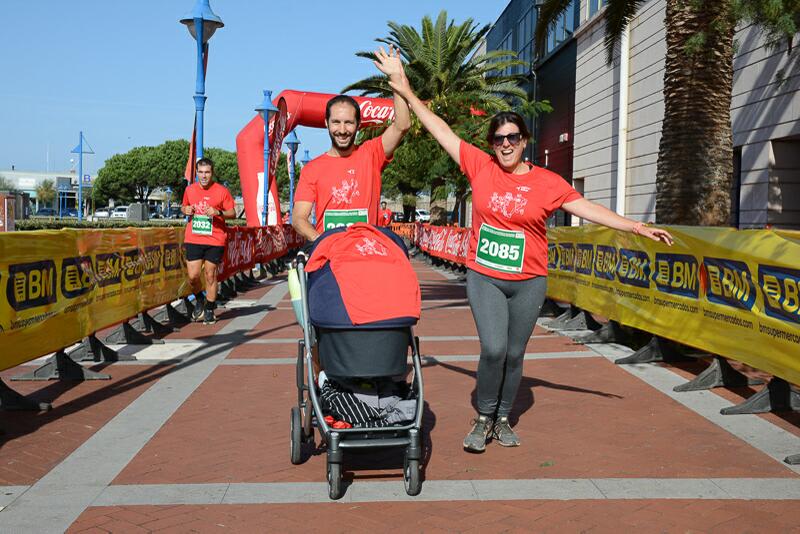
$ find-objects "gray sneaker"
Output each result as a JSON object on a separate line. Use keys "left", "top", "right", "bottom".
{"left": 191, "top": 303, "right": 204, "bottom": 322}
{"left": 203, "top": 308, "right": 217, "bottom": 325}
{"left": 492, "top": 417, "right": 520, "bottom": 447}
{"left": 463, "top": 415, "right": 494, "bottom": 452}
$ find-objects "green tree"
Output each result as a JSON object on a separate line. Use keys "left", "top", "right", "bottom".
{"left": 36, "top": 179, "right": 56, "bottom": 208}
{"left": 0, "top": 174, "right": 12, "bottom": 191}
{"left": 344, "top": 10, "right": 530, "bottom": 224}
{"left": 535, "top": 0, "right": 799, "bottom": 225}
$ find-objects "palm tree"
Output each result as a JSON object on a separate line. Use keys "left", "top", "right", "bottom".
{"left": 36, "top": 179, "right": 56, "bottom": 208}
{"left": 535, "top": 0, "right": 797, "bottom": 225}
{"left": 344, "top": 10, "right": 529, "bottom": 224}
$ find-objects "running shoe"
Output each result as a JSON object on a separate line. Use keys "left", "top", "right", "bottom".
{"left": 203, "top": 308, "right": 217, "bottom": 325}
{"left": 463, "top": 415, "right": 493, "bottom": 452}
{"left": 191, "top": 303, "right": 204, "bottom": 322}
{"left": 493, "top": 417, "right": 520, "bottom": 447}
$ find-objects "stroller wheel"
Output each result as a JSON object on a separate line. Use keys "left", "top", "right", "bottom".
{"left": 290, "top": 406, "right": 303, "bottom": 465}
{"left": 327, "top": 462, "right": 343, "bottom": 500}
{"left": 403, "top": 455, "right": 421, "bottom": 496}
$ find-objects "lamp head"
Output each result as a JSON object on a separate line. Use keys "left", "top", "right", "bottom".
{"left": 180, "top": 0, "right": 224, "bottom": 44}
{"left": 284, "top": 130, "right": 300, "bottom": 155}
{"left": 255, "top": 89, "right": 279, "bottom": 123}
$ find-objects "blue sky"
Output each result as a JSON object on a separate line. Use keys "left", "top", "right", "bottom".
{"left": 0, "top": 1, "right": 506, "bottom": 176}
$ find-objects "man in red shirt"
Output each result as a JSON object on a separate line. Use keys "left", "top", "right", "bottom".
{"left": 378, "top": 201, "right": 393, "bottom": 227}
{"left": 292, "top": 46, "right": 410, "bottom": 242}
{"left": 181, "top": 157, "right": 236, "bottom": 324}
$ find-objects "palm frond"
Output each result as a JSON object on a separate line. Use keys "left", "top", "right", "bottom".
{"left": 534, "top": 0, "right": 574, "bottom": 54}
{"left": 603, "top": 0, "right": 647, "bottom": 64}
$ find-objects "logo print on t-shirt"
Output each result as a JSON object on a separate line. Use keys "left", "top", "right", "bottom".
{"left": 355, "top": 237, "right": 388, "bottom": 257}
{"left": 488, "top": 192, "right": 527, "bottom": 219}
{"left": 331, "top": 178, "right": 360, "bottom": 205}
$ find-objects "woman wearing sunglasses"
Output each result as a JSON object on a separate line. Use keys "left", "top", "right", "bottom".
{"left": 387, "top": 67, "right": 673, "bottom": 452}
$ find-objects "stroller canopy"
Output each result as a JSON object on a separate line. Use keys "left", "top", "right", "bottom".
{"left": 306, "top": 223, "right": 421, "bottom": 328}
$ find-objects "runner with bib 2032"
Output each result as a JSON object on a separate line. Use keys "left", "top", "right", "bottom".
{"left": 291, "top": 46, "right": 411, "bottom": 243}
{"left": 387, "top": 57, "right": 674, "bottom": 453}
{"left": 181, "top": 157, "right": 236, "bottom": 325}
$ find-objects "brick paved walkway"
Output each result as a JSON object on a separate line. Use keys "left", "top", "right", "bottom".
{"left": 1, "top": 258, "right": 799, "bottom": 532}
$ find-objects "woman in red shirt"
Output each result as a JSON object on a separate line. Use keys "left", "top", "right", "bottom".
{"left": 389, "top": 67, "right": 673, "bottom": 452}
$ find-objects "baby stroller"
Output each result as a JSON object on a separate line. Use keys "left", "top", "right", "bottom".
{"left": 290, "top": 223, "right": 425, "bottom": 499}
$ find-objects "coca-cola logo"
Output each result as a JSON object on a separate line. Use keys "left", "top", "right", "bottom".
{"left": 359, "top": 100, "right": 395, "bottom": 125}
{"left": 428, "top": 227, "right": 447, "bottom": 253}
{"left": 445, "top": 230, "right": 461, "bottom": 258}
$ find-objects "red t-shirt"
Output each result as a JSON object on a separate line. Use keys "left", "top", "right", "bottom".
{"left": 182, "top": 181, "right": 235, "bottom": 246}
{"left": 460, "top": 141, "right": 582, "bottom": 280}
{"left": 378, "top": 208, "right": 393, "bottom": 227}
{"left": 294, "top": 137, "right": 390, "bottom": 234}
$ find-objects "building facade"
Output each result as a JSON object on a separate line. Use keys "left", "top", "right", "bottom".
{"left": 489, "top": 0, "right": 800, "bottom": 229}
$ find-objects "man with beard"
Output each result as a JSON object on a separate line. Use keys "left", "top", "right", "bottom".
{"left": 181, "top": 157, "right": 236, "bottom": 324}
{"left": 292, "top": 46, "right": 410, "bottom": 241}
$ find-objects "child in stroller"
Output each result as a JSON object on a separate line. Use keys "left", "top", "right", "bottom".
{"left": 290, "top": 223, "right": 425, "bottom": 499}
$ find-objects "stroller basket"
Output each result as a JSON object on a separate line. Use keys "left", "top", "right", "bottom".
{"left": 318, "top": 327, "right": 410, "bottom": 379}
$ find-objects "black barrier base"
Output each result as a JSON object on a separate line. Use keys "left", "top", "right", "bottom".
{"left": 615, "top": 336, "right": 692, "bottom": 365}
{"left": 559, "top": 310, "right": 603, "bottom": 331}
{"left": 234, "top": 272, "right": 256, "bottom": 292}
{"left": 539, "top": 299, "right": 564, "bottom": 318}
{"left": 720, "top": 377, "right": 800, "bottom": 415}
{"left": 785, "top": 454, "right": 800, "bottom": 465}
{"left": 546, "top": 305, "right": 581, "bottom": 329}
{"left": 256, "top": 264, "right": 268, "bottom": 280}
{"left": 576, "top": 320, "right": 629, "bottom": 344}
{"left": 673, "top": 356, "right": 765, "bottom": 392}
{"left": 11, "top": 350, "right": 111, "bottom": 381}
{"left": 153, "top": 302, "right": 191, "bottom": 327}
{"left": 132, "top": 311, "right": 174, "bottom": 336}
{"left": 0, "top": 379, "right": 51, "bottom": 411}
{"left": 220, "top": 279, "right": 237, "bottom": 299}
{"left": 68, "top": 335, "right": 131, "bottom": 363}
{"left": 104, "top": 321, "right": 164, "bottom": 345}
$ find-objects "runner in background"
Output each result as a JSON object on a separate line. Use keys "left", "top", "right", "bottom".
{"left": 291, "top": 46, "right": 410, "bottom": 242}
{"left": 388, "top": 61, "right": 673, "bottom": 452}
{"left": 378, "top": 201, "right": 393, "bottom": 227}
{"left": 181, "top": 158, "right": 236, "bottom": 325}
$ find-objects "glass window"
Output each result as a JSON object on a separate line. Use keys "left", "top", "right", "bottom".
{"left": 589, "top": 0, "right": 607, "bottom": 18}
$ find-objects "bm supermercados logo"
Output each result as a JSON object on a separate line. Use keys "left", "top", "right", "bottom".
{"left": 547, "top": 243, "right": 558, "bottom": 270}
{"left": 593, "top": 245, "right": 616, "bottom": 280}
{"left": 61, "top": 256, "right": 95, "bottom": 298}
{"left": 7, "top": 260, "right": 57, "bottom": 311}
{"left": 575, "top": 244, "right": 594, "bottom": 275}
{"left": 653, "top": 253, "right": 699, "bottom": 298}
{"left": 557, "top": 243, "right": 575, "bottom": 272}
{"left": 163, "top": 243, "right": 182, "bottom": 271}
{"left": 758, "top": 265, "right": 800, "bottom": 325}
{"left": 703, "top": 257, "right": 755, "bottom": 310}
{"left": 616, "top": 248, "right": 650, "bottom": 288}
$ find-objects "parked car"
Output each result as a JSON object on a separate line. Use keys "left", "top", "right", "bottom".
{"left": 64, "top": 208, "right": 79, "bottom": 218}
{"left": 391, "top": 211, "right": 405, "bottom": 223}
{"left": 111, "top": 206, "right": 129, "bottom": 219}
{"left": 415, "top": 209, "right": 431, "bottom": 222}
{"left": 35, "top": 207, "right": 56, "bottom": 217}
{"left": 93, "top": 207, "right": 112, "bottom": 218}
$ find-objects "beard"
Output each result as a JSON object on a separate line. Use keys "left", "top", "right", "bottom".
{"left": 328, "top": 130, "right": 355, "bottom": 151}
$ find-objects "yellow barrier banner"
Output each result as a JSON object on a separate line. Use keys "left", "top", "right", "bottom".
{"left": 0, "top": 228, "right": 190, "bottom": 371}
{"left": 546, "top": 226, "right": 800, "bottom": 385}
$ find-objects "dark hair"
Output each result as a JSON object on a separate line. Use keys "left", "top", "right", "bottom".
{"left": 195, "top": 157, "right": 214, "bottom": 172}
{"left": 486, "top": 112, "right": 531, "bottom": 146}
{"left": 326, "top": 95, "right": 361, "bottom": 126}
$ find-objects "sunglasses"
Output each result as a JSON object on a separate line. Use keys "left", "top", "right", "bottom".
{"left": 491, "top": 133, "right": 523, "bottom": 147}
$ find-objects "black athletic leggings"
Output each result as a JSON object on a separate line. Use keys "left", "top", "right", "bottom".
{"left": 466, "top": 269, "right": 547, "bottom": 418}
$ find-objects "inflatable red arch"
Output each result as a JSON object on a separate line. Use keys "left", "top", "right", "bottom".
{"left": 235, "top": 90, "right": 396, "bottom": 227}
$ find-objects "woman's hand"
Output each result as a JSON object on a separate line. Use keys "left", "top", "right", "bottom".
{"left": 633, "top": 222, "right": 674, "bottom": 246}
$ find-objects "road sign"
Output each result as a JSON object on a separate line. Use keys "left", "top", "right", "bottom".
{"left": 83, "top": 174, "right": 91, "bottom": 184}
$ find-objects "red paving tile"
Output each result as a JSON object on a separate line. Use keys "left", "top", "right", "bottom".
{"left": 245, "top": 309, "right": 304, "bottom": 340}
{"left": 226, "top": 342, "right": 299, "bottom": 359}
{"left": 114, "top": 356, "right": 796, "bottom": 486}
{"left": 0, "top": 364, "right": 173, "bottom": 485}
{"left": 420, "top": 335, "right": 589, "bottom": 356}
{"left": 68, "top": 500, "right": 800, "bottom": 533}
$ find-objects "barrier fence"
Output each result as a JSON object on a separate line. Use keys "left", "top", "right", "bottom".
{"left": 406, "top": 222, "right": 800, "bottom": 387}
{"left": 0, "top": 224, "right": 302, "bottom": 373}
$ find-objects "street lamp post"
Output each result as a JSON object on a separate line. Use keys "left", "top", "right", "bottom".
{"left": 165, "top": 186, "right": 172, "bottom": 218}
{"left": 180, "top": 0, "right": 224, "bottom": 169}
{"left": 283, "top": 130, "right": 300, "bottom": 224}
{"left": 300, "top": 149, "right": 312, "bottom": 226}
{"left": 71, "top": 131, "right": 94, "bottom": 222}
{"left": 254, "top": 90, "right": 279, "bottom": 226}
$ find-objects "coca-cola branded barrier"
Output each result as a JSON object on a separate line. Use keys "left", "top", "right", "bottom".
{"left": 236, "top": 90, "right": 396, "bottom": 228}
{"left": 218, "top": 224, "right": 303, "bottom": 281}
{"left": 415, "top": 224, "right": 470, "bottom": 264}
